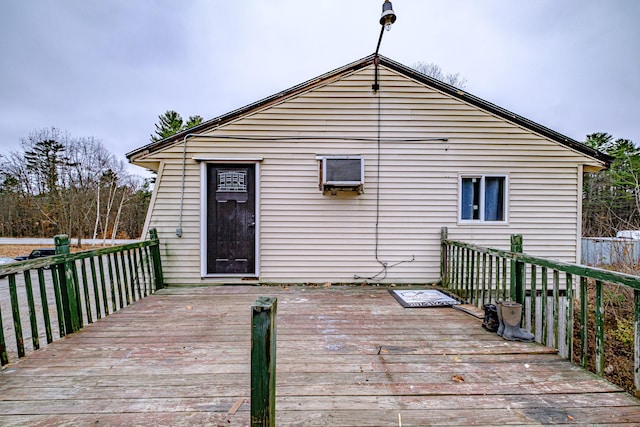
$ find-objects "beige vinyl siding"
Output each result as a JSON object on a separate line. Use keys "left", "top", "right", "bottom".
{"left": 141, "top": 65, "right": 600, "bottom": 285}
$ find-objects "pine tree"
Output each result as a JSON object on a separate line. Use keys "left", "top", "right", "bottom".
{"left": 24, "top": 135, "right": 74, "bottom": 195}
{"left": 150, "top": 111, "right": 204, "bottom": 142}
{"left": 583, "top": 132, "right": 640, "bottom": 236}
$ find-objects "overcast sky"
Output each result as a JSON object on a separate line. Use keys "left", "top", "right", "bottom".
{"left": 1, "top": 1, "right": 638, "bottom": 176}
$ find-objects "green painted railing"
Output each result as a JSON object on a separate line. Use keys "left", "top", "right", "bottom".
{"left": 440, "top": 226, "right": 640, "bottom": 397}
{"left": 0, "top": 229, "right": 164, "bottom": 366}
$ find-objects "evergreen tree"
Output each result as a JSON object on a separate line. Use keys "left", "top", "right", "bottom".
{"left": 184, "top": 115, "right": 204, "bottom": 130}
{"left": 24, "top": 137, "right": 71, "bottom": 194}
{"left": 583, "top": 133, "right": 640, "bottom": 236}
{"left": 150, "top": 111, "right": 204, "bottom": 142}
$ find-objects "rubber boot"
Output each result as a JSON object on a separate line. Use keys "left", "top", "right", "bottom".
{"left": 496, "top": 301, "right": 505, "bottom": 337}
{"left": 501, "top": 301, "right": 534, "bottom": 342}
{"left": 482, "top": 304, "right": 499, "bottom": 332}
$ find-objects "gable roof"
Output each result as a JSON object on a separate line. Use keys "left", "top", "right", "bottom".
{"left": 127, "top": 54, "right": 612, "bottom": 166}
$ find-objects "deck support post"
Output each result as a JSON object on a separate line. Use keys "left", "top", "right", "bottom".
{"left": 251, "top": 296, "right": 277, "bottom": 427}
{"left": 440, "top": 227, "right": 449, "bottom": 287}
{"left": 510, "top": 234, "right": 524, "bottom": 305}
{"left": 55, "top": 234, "right": 80, "bottom": 334}
{"left": 148, "top": 228, "right": 164, "bottom": 290}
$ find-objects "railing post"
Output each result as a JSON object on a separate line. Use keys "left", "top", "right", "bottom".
{"left": 634, "top": 288, "right": 639, "bottom": 397}
{"left": 55, "top": 234, "right": 80, "bottom": 334}
{"left": 440, "top": 226, "right": 449, "bottom": 287}
{"left": 148, "top": 228, "right": 164, "bottom": 290}
{"left": 510, "top": 234, "right": 524, "bottom": 304}
{"left": 8, "top": 275, "right": 25, "bottom": 358}
{"left": 0, "top": 303, "right": 7, "bottom": 364}
{"left": 251, "top": 296, "right": 277, "bottom": 427}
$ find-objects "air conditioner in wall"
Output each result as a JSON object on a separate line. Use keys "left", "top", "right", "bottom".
{"left": 318, "top": 155, "right": 364, "bottom": 194}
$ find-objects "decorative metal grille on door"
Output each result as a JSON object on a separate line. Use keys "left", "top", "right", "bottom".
{"left": 217, "top": 170, "right": 247, "bottom": 193}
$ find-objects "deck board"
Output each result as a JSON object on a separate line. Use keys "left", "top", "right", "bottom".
{"left": 1, "top": 285, "right": 640, "bottom": 426}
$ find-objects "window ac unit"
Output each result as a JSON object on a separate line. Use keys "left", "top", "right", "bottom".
{"left": 320, "top": 156, "right": 364, "bottom": 194}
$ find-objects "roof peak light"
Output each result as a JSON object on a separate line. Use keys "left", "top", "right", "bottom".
{"left": 373, "top": 0, "right": 398, "bottom": 91}
{"left": 380, "top": 0, "right": 397, "bottom": 31}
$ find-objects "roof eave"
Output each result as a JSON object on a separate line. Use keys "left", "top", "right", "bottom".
{"left": 376, "top": 56, "right": 612, "bottom": 167}
{"left": 127, "top": 54, "right": 612, "bottom": 168}
{"left": 126, "top": 54, "right": 377, "bottom": 162}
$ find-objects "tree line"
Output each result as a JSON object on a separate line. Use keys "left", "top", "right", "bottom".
{"left": 583, "top": 132, "right": 639, "bottom": 237}
{"left": 0, "top": 111, "right": 202, "bottom": 244}
{"left": 0, "top": 127, "right": 151, "bottom": 244}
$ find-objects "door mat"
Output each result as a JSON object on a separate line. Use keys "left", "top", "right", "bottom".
{"left": 389, "top": 289, "right": 461, "bottom": 308}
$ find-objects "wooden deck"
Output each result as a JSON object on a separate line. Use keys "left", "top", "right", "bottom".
{"left": 1, "top": 285, "right": 639, "bottom": 426}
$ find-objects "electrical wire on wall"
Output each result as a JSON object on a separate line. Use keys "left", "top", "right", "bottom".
{"left": 175, "top": 131, "right": 446, "bottom": 281}
{"left": 353, "top": 71, "right": 415, "bottom": 282}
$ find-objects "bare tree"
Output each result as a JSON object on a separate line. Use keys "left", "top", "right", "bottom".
{"left": 412, "top": 61, "right": 468, "bottom": 89}
{"left": 61, "top": 137, "right": 126, "bottom": 246}
{"left": 93, "top": 170, "right": 120, "bottom": 244}
{"left": 119, "top": 177, "right": 152, "bottom": 240}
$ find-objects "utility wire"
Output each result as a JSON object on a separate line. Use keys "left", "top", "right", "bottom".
{"left": 354, "top": 74, "right": 415, "bottom": 281}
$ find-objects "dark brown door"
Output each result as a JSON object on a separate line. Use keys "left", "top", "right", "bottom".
{"left": 207, "top": 164, "right": 256, "bottom": 275}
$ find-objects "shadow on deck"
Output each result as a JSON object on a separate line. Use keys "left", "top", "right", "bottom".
{"left": 1, "top": 285, "right": 639, "bottom": 426}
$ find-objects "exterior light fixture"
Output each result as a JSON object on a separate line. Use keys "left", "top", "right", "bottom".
{"left": 380, "top": 0, "right": 397, "bottom": 31}
{"left": 373, "top": 0, "right": 398, "bottom": 91}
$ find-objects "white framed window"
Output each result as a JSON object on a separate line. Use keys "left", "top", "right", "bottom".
{"left": 459, "top": 174, "right": 508, "bottom": 222}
